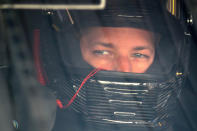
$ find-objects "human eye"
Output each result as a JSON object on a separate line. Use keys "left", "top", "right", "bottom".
{"left": 92, "top": 50, "right": 111, "bottom": 56}
{"left": 132, "top": 53, "right": 149, "bottom": 59}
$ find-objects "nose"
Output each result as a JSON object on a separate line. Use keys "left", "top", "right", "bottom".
{"left": 116, "top": 56, "right": 132, "bottom": 72}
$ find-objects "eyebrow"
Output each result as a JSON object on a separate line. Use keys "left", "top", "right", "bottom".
{"left": 93, "top": 43, "right": 153, "bottom": 51}
{"left": 94, "top": 42, "right": 114, "bottom": 48}
{"left": 133, "top": 46, "right": 152, "bottom": 51}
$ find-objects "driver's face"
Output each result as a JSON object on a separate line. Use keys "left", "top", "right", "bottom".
{"left": 80, "top": 27, "right": 155, "bottom": 73}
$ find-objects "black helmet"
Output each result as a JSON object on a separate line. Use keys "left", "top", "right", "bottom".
{"left": 38, "top": 0, "right": 189, "bottom": 130}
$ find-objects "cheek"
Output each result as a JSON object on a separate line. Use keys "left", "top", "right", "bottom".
{"left": 131, "top": 63, "right": 149, "bottom": 73}
{"left": 131, "top": 57, "right": 154, "bottom": 73}
{"left": 88, "top": 58, "right": 114, "bottom": 70}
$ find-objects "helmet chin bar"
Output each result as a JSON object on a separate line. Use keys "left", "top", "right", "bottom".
{"left": 52, "top": 67, "right": 184, "bottom": 129}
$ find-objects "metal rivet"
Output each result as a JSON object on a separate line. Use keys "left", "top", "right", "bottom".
{"left": 176, "top": 72, "right": 183, "bottom": 76}
{"left": 47, "top": 11, "right": 53, "bottom": 15}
